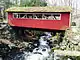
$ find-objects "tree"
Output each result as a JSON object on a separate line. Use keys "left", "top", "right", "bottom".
{"left": 0, "top": 0, "right": 14, "bottom": 8}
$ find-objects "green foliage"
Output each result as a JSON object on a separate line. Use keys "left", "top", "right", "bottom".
{"left": 0, "top": 0, "right": 47, "bottom": 9}
{"left": 20, "top": 0, "right": 47, "bottom": 7}
{"left": 76, "top": 56, "right": 80, "bottom": 60}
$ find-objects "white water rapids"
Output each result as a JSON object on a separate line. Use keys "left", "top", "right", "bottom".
{"left": 0, "top": 32, "right": 73, "bottom": 60}
{"left": 23, "top": 32, "right": 53, "bottom": 60}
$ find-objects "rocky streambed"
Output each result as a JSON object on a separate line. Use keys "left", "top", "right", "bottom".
{"left": 0, "top": 23, "right": 80, "bottom": 60}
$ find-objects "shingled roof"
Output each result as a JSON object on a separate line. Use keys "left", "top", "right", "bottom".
{"left": 6, "top": 6, "right": 72, "bottom": 12}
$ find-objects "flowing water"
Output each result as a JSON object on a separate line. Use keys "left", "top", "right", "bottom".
{"left": 0, "top": 32, "right": 73, "bottom": 60}
{"left": 2, "top": 32, "right": 53, "bottom": 60}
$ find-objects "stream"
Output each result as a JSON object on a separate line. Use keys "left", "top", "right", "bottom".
{"left": 0, "top": 32, "right": 73, "bottom": 60}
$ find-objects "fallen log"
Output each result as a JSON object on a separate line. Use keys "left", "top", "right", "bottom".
{"left": 54, "top": 50, "right": 80, "bottom": 56}
{"left": 0, "top": 39, "right": 12, "bottom": 45}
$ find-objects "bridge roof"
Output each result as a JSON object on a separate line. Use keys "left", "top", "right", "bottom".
{"left": 6, "top": 6, "right": 72, "bottom": 12}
